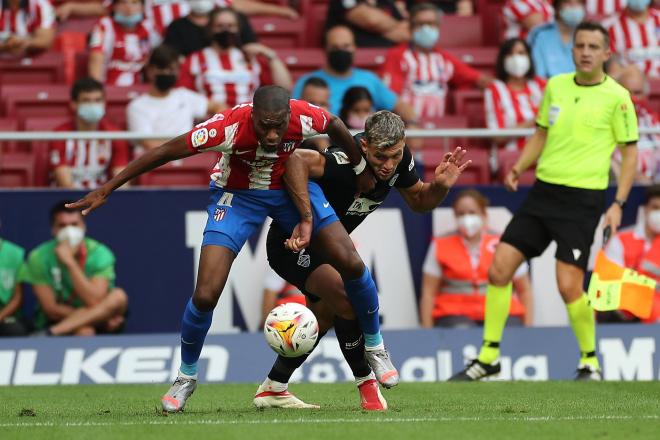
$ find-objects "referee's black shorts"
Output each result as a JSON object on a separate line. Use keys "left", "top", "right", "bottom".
{"left": 500, "top": 179, "right": 606, "bottom": 271}
{"left": 266, "top": 224, "right": 322, "bottom": 303}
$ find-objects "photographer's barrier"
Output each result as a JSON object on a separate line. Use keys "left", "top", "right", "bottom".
{"left": 0, "top": 187, "right": 648, "bottom": 333}
{"left": 0, "top": 324, "right": 659, "bottom": 385}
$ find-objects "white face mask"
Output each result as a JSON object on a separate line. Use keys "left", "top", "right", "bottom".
{"left": 647, "top": 210, "right": 660, "bottom": 234}
{"left": 56, "top": 225, "right": 85, "bottom": 248}
{"left": 504, "top": 54, "right": 530, "bottom": 78}
{"left": 457, "top": 214, "right": 484, "bottom": 238}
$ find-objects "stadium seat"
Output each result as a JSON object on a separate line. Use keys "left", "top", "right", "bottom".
{"left": 419, "top": 115, "right": 470, "bottom": 152}
{"left": 354, "top": 48, "right": 387, "bottom": 72}
{"left": 276, "top": 48, "right": 325, "bottom": 81}
{"left": 300, "top": 0, "right": 329, "bottom": 47}
{"left": 444, "top": 47, "right": 498, "bottom": 76}
{"left": 250, "top": 17, "right": 306, "bottom": 48}
{"left": 57, "top": 17, "right": 97, "bottom": 35}
{"left": 0, "top": 52, "right": 66, "bottom": 85}
{"left": 440, "top": 15, "right": 483, "bottom": 47}
{"left": 649, "top": 79, "right": 660, "bottom": 114}
{"left": 0, "top": 118, "right": 19, "bottom": 153}
{"left": 137, "top": 153, "right": 218, "bottom": 187}
{"left": 53, "top": 31, "right": 89, "bottom": 85}
{"left": 497, "top": 149, "right": 535, "bottom": 185}
{"left": 477, "top": 0, "right": 505, "bottom": 46}
{"left": 451, "top": 90, "right": 486, "bottom": 128}
{"left": 423, "top": 146, "right": 490, "bottom": 185}
{"left": 0, "top": 152, "right": 35, "bottom": 187}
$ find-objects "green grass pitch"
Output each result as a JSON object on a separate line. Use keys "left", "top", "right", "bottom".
{"left": 1, "top": 382, "right": 659, "bottom": 439}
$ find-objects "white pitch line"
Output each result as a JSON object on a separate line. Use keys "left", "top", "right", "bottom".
{"left": 1, "top": 414, "right": 659, "bottom": 429}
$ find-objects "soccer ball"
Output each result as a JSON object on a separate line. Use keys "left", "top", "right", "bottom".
{"left": 263, "top": 303, "right": 319, "bottom": 358}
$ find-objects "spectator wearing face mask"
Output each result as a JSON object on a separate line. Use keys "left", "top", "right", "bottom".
{"left": 381, "top": 3, "right": 492, "bottom": 124}
{"left": 50, "top": 78, "right": 130, "bottom": 189}
{"left": 419, "top": 189, "right": 532, "bottom": 328}
{"left": 127, "top": 45, "right": 222, "bottom": 152}
{"left": 293, "top": 25, "right": 418, "bottom": 128}
{"left": 605, "top": 184, "right": 660, "bottom": 323}
{"left": 24, "top": 202, "right": 128, "bottom": 336}
{"left": 164, "top": 0, "right": 257, "bottom": 57}
{"left": 339, "top": 86, "right": 375, "bottom": 131}
{"left": 0, "top": 0, "right": 56, "bottom": 57}
{"left": 88, "top": 0, "right": 160, "bottom": 87}
{"left": 503, "top": 0, "right": 555, "bottom": 40}
{"left": 529, "top": 0, "right": 585, "bottom": 78}
{"left": 485, "top": 38, "right": 546, "bottom": 151}
{"left": 605, "top": 0, "right": 660, "bottom": 78}
{"left": 612, "top": 65, "right": 660, "bottom": 183}
{"left": 177, "top": 7, "right": 291, "bottom": 107}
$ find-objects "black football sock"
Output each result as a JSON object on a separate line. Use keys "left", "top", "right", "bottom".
{"left": 334, "top": 316, "right": 372, "bottom": 379}
{"left": 267, "top": 331, "right": 327, "bottom": 383}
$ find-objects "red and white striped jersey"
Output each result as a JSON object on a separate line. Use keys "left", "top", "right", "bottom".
{"left": 185, "top": 100, "right": 331, "bottom": 190}
{"left": 585, "top": 0, "right": 627, "bottom": 17}
{"left": 178, "top": 47, "right": 272, "bottom": 107}
{"left": 484, "top": 77, "right": 546, "bottom": 150}
{"left": 49, "top": 120, "right": 130, "bottom": 189}
{"left": 380, "top": 43, "right": 481, "bottom": 121}
{"left": 606, "top": 10, "right": 660, "bottom": 78}
{"left": 89, "top": 16, "right": 159, "bottom": 87}
{"left": 502, "top": 0, "right": 554, "bottom": 40}
{"left": 0, "top": 0, "right": 55, "bottom": 38}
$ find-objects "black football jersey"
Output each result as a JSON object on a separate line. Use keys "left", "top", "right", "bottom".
{"left": 317, "top": 133, "right": 420, "bottom": 233}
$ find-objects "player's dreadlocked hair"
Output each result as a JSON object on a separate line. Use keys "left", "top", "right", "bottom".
{"left": 364, "top": 110, "right": 405, "bottom": 150}
{"left": 253, "top": 86, "right": 290, "bottom": 113}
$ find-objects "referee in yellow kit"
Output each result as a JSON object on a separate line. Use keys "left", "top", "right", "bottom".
{"left": 451, "top": 21, "right": 638, "bottom": 381}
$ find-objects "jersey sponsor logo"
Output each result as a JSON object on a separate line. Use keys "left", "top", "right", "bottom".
{"left": 389, "top": 174, "right": 399, "bottom": 187}
{"left": 297, "top": 249, "right": 311, "bottom": 268}
{"left": 408, "top": 156, "right": 415, "bottom": 171}
{"left": 191, "top": 128, "right": 209, "bottom": 147}
{"left": 216, "top": 192, "right": 234, "bottom": 207}
{"left": 213, "top": 207, "right": 227, "bottom": 222}
{"left": 281, "top": 141, "right": 295, "bottom": 152}
{"left": 331, "top": 151, "right": 350, "bottom": 165}
{"left": 346, "top": 197, "right": 383, "bottom": 216}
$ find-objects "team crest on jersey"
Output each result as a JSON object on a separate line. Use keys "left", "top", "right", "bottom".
{"left": 408, "top": 156, "right": 415, "bottom": 171}
{"left": 297, "top": 249, "right": 311, "bottom": 267}
{"left": 331, "top": 152, "right": 350, "bottom": 165}
{"left": 213, "top": 207, "right": 227, "bottom": 222}
{"left": 192, "top": 128, "right": 208, "bottom": 147}
{"left": 281, "top": 141, "right": 295, "bottom": 152}
{"left": 389, "top": 174, "right": 399, "bottom": 186}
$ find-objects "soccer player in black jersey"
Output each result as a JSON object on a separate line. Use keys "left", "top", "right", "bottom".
{"left": 254, "top": 110, "right": 469, "bottom": 410}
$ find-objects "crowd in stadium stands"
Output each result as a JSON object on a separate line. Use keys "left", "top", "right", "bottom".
{"left": 1, "top": 0, "right": 660, "bottom": 334}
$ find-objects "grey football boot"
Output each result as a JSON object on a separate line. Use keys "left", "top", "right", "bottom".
{"left": 364, "top": 347, "right": 400, "bottom": 389}
{"left": 161, "top": 375, "right": 197, "bottom": 412}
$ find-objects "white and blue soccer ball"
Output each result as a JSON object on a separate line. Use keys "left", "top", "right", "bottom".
{"left": 263, "top": 303, "right": 319, "bottom": 358}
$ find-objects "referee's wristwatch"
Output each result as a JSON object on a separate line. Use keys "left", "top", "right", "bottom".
{"left": 613, "top": 199, "right": 626, "bottom": 210}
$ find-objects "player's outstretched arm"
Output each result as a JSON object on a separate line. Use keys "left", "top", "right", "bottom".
{"left": 67, "top": 134, "right": 195, "bottom": 215}
{"left": 325, "top": 115, "right": 376, "bottom": 195}
{"left": 399, "top": 147, "right": 470, "bottom": 213}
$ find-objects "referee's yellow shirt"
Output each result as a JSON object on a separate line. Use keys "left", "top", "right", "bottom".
{"left": 535, "top": 73, "right": 638, "bottom": 190}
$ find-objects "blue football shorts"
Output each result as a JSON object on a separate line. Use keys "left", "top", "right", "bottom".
{"left": 201, "top": 181, "right": 339, "bottom": 255}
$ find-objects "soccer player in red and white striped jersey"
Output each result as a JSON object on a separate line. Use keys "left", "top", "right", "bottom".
{"left": 503, "top": 0, "right": 555, "bottom": 39}
{"left": 88, "top": 0, "right": 160, "bottom": 87}
{"left": 177, "top": 7, "right": 291, "bottom": 108}
{"left": 50, "top": 78, "right": 130, "bottom": 189}
{"left": 585, "top": 0, "right": 627, "bottom": 17}
{"left": 0, "top": 0, "right": 55, "bottom": 55}
{"left": 380, "top": 3, "right": 491, "bottom": 123}
{"left": 605, "top": 1, "right": 660, "bottom": 78}
{"left": 485, "top": 38, "right": 546, "bottom": 151}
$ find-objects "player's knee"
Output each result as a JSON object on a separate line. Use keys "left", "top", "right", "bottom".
{"left": 340, "top": 251, "right": 365, "bottom": 280}
{"left": 557, "top": 278, "right": 582, "bottom": 302}
{"left": 108, "top": 288, "right": 128, "bottom": 313}
{"left": 488, "top": 262, "right": 512, "bottom": 286}
{"left": 192, "top": 286, "right": 220, "bottom": 312}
